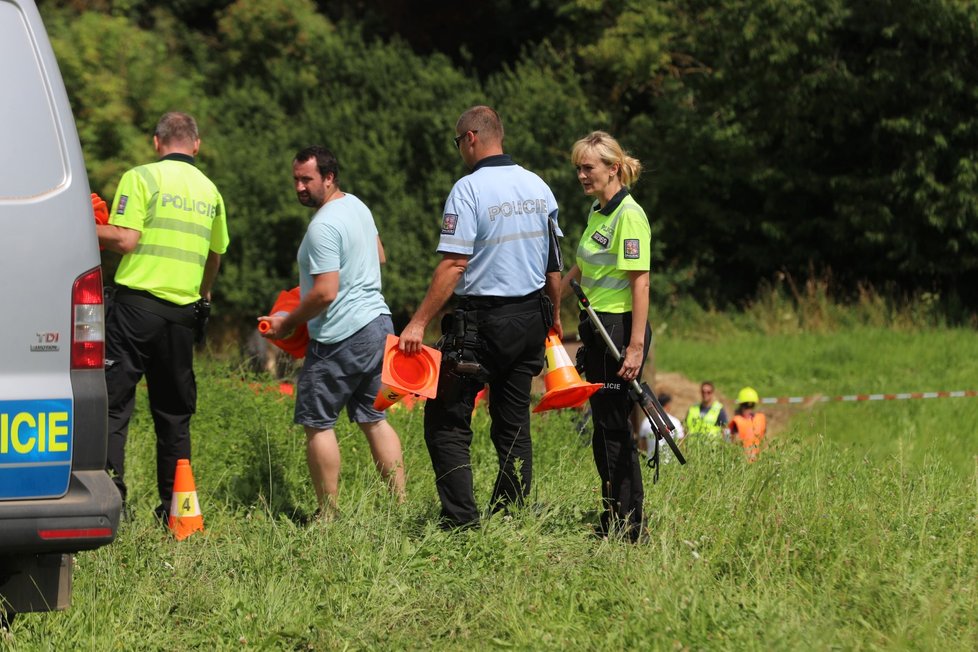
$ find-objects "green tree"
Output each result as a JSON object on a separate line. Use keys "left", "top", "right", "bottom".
{"left": 570, "top": 0, "right": 978, "bottom": 306}
{"left": 45, "top": 8, "right": 205, "bottom": 199}
{"left": 207, "top": 0, "right": 479, "bottom": 324}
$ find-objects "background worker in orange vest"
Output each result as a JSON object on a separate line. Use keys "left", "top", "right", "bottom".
{"left": 728, "top": 387, "right": 767, "bottom": 461}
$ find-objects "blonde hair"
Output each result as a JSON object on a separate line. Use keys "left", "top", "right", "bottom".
{"left": 570, "top": 131, "right": 642, "bottom": 187}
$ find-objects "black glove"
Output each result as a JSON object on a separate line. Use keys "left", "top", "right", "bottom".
{"left": 194, "top": 299, "right": 211, "bottom": 345}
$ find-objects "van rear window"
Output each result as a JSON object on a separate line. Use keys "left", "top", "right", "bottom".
{"left": 0, "top": 2, "right": 68, "bottom": 200}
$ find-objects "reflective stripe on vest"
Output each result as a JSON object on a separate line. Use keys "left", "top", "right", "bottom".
{"left": 114, "top": 160, "right": 224, "bottom": 305}
{"left": 686, "top": 402, "right": 724, "bottom": 437}
{"left": 577, "top": 195, "right": 644, "bottom": 311}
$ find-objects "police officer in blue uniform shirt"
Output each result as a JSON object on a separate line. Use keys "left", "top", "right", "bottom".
{"left": 399, "top": 105, "right": 563, "bottom": 529}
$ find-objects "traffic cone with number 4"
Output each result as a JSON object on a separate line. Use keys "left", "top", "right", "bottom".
{"left": 168, "top": 459, "right": 204, "bottom": 540}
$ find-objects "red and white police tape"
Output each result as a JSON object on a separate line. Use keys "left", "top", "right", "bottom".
{"left": 761, "top": 390, "right": 978, "bottom": 405}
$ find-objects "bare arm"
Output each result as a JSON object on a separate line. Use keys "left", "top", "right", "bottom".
{"left": 96, "top": 224, "right": 140, "bottom": 255}
{"left": 618, "top": 270, "right": 650, "bottom": 380}
{"left": 200, "top": 251, "right": 222, "bottom": 301}
{"left": 377, "top": 235, "right": 387, "bottom": 265}
{"left": 258, "top": 270, "right": 339, "bottom": 338}
{"left": 399, "top": 253, "right": 469, "bottom": 354}
{"left": 558, "top": 264, "right": 582, "bottom": 302}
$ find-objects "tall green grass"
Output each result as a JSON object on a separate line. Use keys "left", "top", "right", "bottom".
{"left": 4, "top": 326, "right": 978, "bottom": 650}
{"left": 658, "top": 325, "right": 978, "bottom": 477}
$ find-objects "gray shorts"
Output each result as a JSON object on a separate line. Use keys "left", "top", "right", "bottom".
{"left": 294, "top": 314, "right": 393, "bottom": 430}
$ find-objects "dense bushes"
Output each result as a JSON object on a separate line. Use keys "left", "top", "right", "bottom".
{"left": 41, "top": 0, "right": 978, "bottom": 323}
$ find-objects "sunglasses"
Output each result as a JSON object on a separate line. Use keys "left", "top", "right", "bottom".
{"left": 453, "top": 130, "right": 478, "bottom": 148}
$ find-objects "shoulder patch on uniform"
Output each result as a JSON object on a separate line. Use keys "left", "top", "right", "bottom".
{"left": 590, "top": 231, "right": 609, "bottom": 248}
{"left": 623, "top": 239, "right": 640, "bottom": 259}
{"left": 116, "top": 195, "right": 128, "bottom": 215}
{"left": 441, "top": 213, "right": 458, "bottom": 235}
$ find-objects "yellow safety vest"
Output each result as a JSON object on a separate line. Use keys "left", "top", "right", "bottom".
{"left": 685, "top": 402, "right": 724, "bottom": 439}
{"left": 111, "top": 156, "right": 228, "bottom": 305}
{"left": 576, "top": 192, "right": 650, "bottom": 313}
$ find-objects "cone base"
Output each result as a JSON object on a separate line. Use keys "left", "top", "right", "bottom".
{"left": 533, "top": 382, "right": 603, "bottom": 413}
{"left": 168, "top": 515, "right": 204, "bottom": 541}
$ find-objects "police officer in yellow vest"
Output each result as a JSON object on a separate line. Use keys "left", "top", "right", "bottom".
{"left": 96, "top": 112, "right": 229, "bottom": 521}
{"left": 561, "top": 131, "right": 651, "bottom": 542}
{"left": 685, "top": 380, "right": 728, "bottom": 441}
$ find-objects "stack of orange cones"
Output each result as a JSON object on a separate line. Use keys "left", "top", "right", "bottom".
{"left": 373, "top": 334, "right": 441, "bottom": 410}
{"left": 388, "top": 393, "right": 420, "bottom": 412}
{"left": 168, "top": 459, "right": 204, "bottom": 541}
{"left": 258, "top": 287, "right": 310, "bottom": 359}
{"left": 533, "top": 330, "right": 603, "bottom": 413}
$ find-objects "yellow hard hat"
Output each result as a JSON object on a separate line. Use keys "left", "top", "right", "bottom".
{"left": 736, "top": 387, "right": 759, "bottom": 405}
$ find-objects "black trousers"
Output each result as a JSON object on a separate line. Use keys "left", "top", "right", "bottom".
{"left": 580, "top": 311, "right": 651, "bottom": 540}
{"left": 105, "top": 299, "right": 197, "bottom": 509}
{"left": 424, "top": 296, "right": 548, "bottom": 527}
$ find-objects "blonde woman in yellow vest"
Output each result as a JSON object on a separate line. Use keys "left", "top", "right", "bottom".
{"left": 559, "top": 131, "right": 650, "bottom": 543}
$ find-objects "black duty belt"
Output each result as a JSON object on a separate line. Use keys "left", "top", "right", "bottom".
{"left": 459, "top": 290, "right": 543, "bottom": 316}
{"left": 114, "top": 287, "right": 197, "bottom": 329}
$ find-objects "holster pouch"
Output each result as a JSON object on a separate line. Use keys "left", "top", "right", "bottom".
{"left": 577, "top": 311, "right": 595, "bottom": 347}
{"left": 575, "top": 311, "right": 594, "bottom": 374}
{"left": 194, "top": 299, "right": 211, "bottom": 345}
{"left": 575, "top": 344, "right": 587, "bottom": 374}
{"left": 438, "top": 309, "right": 489, "bottom": 384}
{"left": 540, "top": 294, "right": 555, "bottom": 330}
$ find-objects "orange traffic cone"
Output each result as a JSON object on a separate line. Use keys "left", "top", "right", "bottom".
{"left": 168, "top": 459, "right": 204, "bottom": 540}
{"left": 533, "top": 330, "right": 603, "bottom": 413}
{"left": 387, "top": 393, "right": 421, "bottom": 412}
{"left": 373, "top": 334, "right": 441, "bottom": 410}
{"left": 257, "top": 287, "right": 310, "bottom": 359}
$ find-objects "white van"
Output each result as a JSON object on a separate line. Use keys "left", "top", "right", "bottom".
{"left": 0, "top": 0, "right": 121, "bottom": 621}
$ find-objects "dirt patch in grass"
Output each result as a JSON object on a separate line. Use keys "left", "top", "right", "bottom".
{"left": 535, "top": 340, "right": 791, "bottom": 438}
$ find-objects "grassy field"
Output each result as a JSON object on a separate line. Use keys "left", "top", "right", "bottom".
{"left": 4, "top": 323, "right": 978, "bottom": 650}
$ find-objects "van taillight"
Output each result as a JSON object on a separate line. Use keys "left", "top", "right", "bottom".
{"left": 71, "top": 267, "right": 104, "bottom": 369}
{"left": 38, "top": 527, "right": 113, "bottom": 540}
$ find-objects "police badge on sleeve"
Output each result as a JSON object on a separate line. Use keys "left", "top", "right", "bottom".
{"left": 624, "top": 239, "right": 640, "bottom": 259}
{"left": 441, "top": 213, "right": 458, "bottom": 235}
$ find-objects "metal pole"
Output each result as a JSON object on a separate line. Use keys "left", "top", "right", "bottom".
{"left": 570, "top": 279, "right": 686, "bottom": 465}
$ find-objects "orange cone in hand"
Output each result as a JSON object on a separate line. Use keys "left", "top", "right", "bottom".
{"left": 373, "top": 334, "right": 441, "bottom": 410}
{"left": 258, "top": 287, "right": 310, "bottom": 359}
{"left": 168, "top": 459, "right": 204, "bottom": 540}
{"left": 533, "top": 330, "right": 603, "bottom": 413}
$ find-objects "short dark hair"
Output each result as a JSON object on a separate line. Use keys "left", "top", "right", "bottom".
{"left": 155, "top": 112, "right": 198, "bottom": 146}
{"left": 294, "top": 145, "right": 339, "bottom": 182}
{"left": 457, "top": 105, "right": 504, "bottom": 145}
{"left": 657, "top": 393, "right": 672, "bottom": 407}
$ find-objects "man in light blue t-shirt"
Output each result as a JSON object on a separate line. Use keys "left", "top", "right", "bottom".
{"left": 259, "top": 146, "right": 404, "bottom": 518}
